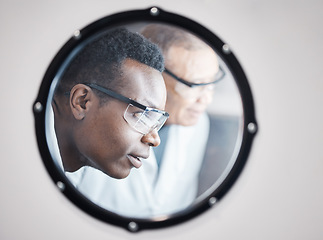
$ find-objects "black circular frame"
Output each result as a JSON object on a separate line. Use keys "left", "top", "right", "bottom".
{"left": 33, "top": 6, "right": 257, "bottom": 232}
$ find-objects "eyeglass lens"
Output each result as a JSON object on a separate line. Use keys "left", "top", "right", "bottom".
{"left": 175, "top": 82, "right": 216, "bottom": 99}
{"left": 124, "top": 104, "right": 168, "bottom": 135}
{"left": 169, "top": 65, "right": 224, "bottom": 99}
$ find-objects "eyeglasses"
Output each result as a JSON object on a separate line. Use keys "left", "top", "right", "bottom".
{"left": 84, "top": 83, "right": 169, "bottom": 135}
{"left": 164, "top": 65, "right": 225, "bottom": 99}
{"left": 164, "top": 65, "right": 225, "bottom": 88}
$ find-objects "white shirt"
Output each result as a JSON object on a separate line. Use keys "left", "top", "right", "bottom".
{"left": 46, "top": 106, "right": 85, "bottom": 186}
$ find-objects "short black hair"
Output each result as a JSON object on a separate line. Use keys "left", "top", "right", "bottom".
{"left": 55, "top": 27, "right": 164, "bottom": 95}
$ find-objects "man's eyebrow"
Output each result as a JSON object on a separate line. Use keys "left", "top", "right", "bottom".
{"left": 191, "top": 73, "right": 218, "bottom": 83}
{"left": 141, "top": 99, "right": 159, "bottom": 110}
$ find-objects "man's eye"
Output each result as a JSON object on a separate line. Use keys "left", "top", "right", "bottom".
{"left": 132, "top": 111, "right": 143, "bottom": 119}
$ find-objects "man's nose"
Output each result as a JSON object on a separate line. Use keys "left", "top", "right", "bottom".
{"left": 141, "top": 129, "right": 161, "bottom": 147}
{"left": 196, "top": 90, "right": 213, "bottom": 104}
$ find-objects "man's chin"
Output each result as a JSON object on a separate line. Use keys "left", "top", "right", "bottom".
{"left": 97, "top": 163, "right": 132, "bottom": 180}
{"left": 102, "top": 168, "right": 131, "bottom": 180}
{"left": 180, "top": 116, "right": 200, "bottom": 126}
{"left": 182, "top": 111, "right": 203, "bottom": 126}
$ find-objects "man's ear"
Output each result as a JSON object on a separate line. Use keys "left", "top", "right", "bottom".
{"left": 69, "top": 84, "right": 94, "bottom": 120}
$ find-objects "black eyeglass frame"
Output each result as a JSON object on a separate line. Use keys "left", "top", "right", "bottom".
{"left": 84, "top": 82, "right": 169, "bottom": 118}
{"left": 164, "top": 65, "right": 225, "bottom": 88}
{"left": 86, "top": 83, "right": 143, "bottom": 110}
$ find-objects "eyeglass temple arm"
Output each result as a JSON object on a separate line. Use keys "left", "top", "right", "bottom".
{"left": 84, "top": 83, "right": 147, "bottom": 110}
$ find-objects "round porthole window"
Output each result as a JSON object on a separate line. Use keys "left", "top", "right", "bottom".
{"left": 33, "top": 7, "right": 257, "bottom": 232}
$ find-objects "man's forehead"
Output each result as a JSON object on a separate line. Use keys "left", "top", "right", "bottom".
{"left": 167, "top": 47, "right": 219, "bottom": 84}
{"left": 119, "top": 60, "right": 166, "bottom": 110}
{"left": 137, "top": 77, "right": 166, "bottom": 110}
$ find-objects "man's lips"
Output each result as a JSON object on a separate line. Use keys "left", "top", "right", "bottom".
{"left": 187, "top": 108, "right": 204, "bottom": 117}
{"left": 127, "top": 154, "right": 144, "bottom": 168}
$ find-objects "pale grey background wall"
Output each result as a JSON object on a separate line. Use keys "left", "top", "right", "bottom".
{"left": 1, "top": 0, "right": 322, "bottom": 239}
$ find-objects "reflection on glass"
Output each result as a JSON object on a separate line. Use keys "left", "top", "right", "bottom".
{"left": 45, "top": 23, "right": 243, "bottom": 219}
